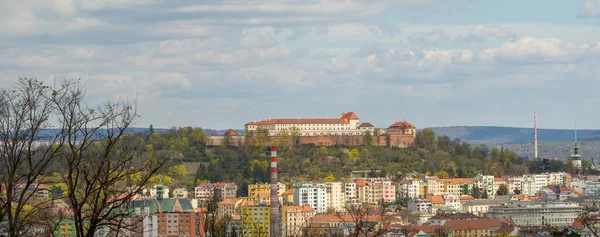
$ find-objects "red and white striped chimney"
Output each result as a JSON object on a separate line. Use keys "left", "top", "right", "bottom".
{"left": 269, "top": 146, "right": 281, "bottom": 236}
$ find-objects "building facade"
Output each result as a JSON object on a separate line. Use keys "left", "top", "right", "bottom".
{"left": 488, "top": 201, "right": 582, "bottom": 227}
{"left": 293, "top": 182, "right": 328, "bottom": 213}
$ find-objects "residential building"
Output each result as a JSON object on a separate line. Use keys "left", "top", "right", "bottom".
{"left": 425, "top": 176, "right": 443, "bottom": 197}
{"left": 474, "top": 174, "right": 495, "bottom": 198}
{"left": 194, "top": 182, "right": 237, "bottom": 204}
{"left": 293, "top": 182, "right": 328, "bottom": 213}
{"left": 172, "top": 188, "right": 188, "bottom": 198}
{"left": 398, "top": 177, "right": 420, "bottom": 199}
{"left": 426, "top": 196, "right": 446, "bottom": 210}
{"left": 506, "top": 176, "right": 523, "bottom": 194}
{"left": 241, "top": 204, "right": 270, "bottom": 236}
{"left": 541, "top": 185, "right": 578, "bottom": 201}
{"left": 370, "top": 178, "right": 396, "bottom": 204}
{"left": 488, "top": 200, "right": 583, "bottom": 227}
{"left": 443, "top": 194, "right": 461, "bottom": 211}
{"left": 344, "top": 182, "right": 359, "bottom": 208}
{"left": 324, "top": 182, "right": 345, "bottom": 212}
{"left": 424, "top": 212, "right": 482, "bottom": 226}
{"left": 408, "top": 199, "right": 433, "bottom": 213}
{"left": 218, "top": 198, "right": 242, "bottom": 219}
{"left": 154, "top": 211, "right": 199, "bottom": 237}
{"left": 587, "top": 181, "right": 600, "bottom": 196}
{"left": 493, "top": 178, "right": 506, "bottom": 195}
{"left": 282, "top": 205, "right": 315, "bottom": 236}
{"left": 248, "top": 182, "right": 286, "bottom": 198}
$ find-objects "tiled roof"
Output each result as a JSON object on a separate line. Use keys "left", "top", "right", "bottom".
{"left": 311, "top": 214, "right": 398, "bottom": 222}
{"left": 224, "top": 129, "right": 239, "bottom": 136}
{"left": 444, "top": 218, "right": 502, "bottom": 230}
{"left": 283, "top": 189, "right": 294, "bottom": 195}
{"left": 219, "top": 198, "right": 240, "bottom": 206}
{"left": 283, "top": 205, "right": 315, "bottom": 212}
{"left": 246, "top": 112, "right": 360, "bottom": 126}
{"left": 356, "top": 179, "right": 367, "bottom": 187}
{"left": 427, "top": 195, "right": 446, "bottom": 205}
{"left": 340, "top": 112, "right": 359, "bottom": 120}
{"left": 358, "top": 122, "right": 374, "bottom": 128}
{"left": 388, "top": 121, "right": 416, "bottom": 129}
{"left": 452, "top": 178, "right": 473, "bottom": 184}
{"left": 459, "top": 195, "right": 475, "bottom": 200}
{"left": 494, "top": 178, "right": 506, "bottom": 182}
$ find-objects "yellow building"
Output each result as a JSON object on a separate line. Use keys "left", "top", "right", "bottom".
{"left": 54, "top": 220, "right": 77, "bottom": 237}
{"left": 241, "top": 204, "right": 270, "bottom": 236}
{"left": 419, "top": 181, "right": 427, "bottom": 198}
{"left": 443, "top": 218, "right": 504, "bottom": 237}
{"left": 248, "top": 183, "right": 271, "bottom": 198}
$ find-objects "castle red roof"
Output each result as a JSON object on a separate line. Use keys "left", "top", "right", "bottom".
{"left": 341, "top": 112, "right": 359, "bottom": 120}
{"left": 246, "top": 112, "right": 360, "bottom": 126}
{"left": 388, "top": 121, "right": 416, "bottom": 129}
{"left": 358, "top": 122, "right": 374, "bottom": 128}
{"left": 224, "top": 129, "right": 239, "bottom": 136}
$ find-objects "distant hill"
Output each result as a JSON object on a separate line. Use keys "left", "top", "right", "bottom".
{"left": 428, "top": 126, "right": 600, "bottom": 144}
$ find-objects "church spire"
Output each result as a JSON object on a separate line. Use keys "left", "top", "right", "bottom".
{"left": 574, "top": 123, "right": 579, "bottom": 156}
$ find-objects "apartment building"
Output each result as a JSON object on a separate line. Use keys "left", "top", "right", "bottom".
{"left": 324, "top": 182, "right": 346, "bottom": 212}
{"left": 241, "top": 204, "right": 270, "bottom": 236}
{"left": 398, "top": 177, "right": 420, "bottom": 199}
{"left": 194, "top": 182, "right": 237, "bottom": 203}
{"left": 293, "top": 182, "right": 328, "bottom": 213}
{"left": 282, "top": 205, "right": 316, "bottom": 236}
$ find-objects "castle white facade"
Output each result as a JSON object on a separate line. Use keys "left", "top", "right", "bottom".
{"left": 245, "top": 112, "right": 375, "bottom": 137}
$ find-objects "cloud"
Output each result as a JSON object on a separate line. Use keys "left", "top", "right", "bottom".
{"left": 578, "top": 0, "right": 600, "bottom": 18}
{"left": 493, "top": 37, "right": 599, "bottom": 64}
{"left": 458, "top": 24, "right": 516, "bottom": 42}
{"left": 406, "top": 29, "right": 450, "bottom": 48}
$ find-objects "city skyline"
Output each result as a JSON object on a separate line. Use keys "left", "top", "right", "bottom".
{"left": 1, "top": 0, "right": 599, "bottom": 129}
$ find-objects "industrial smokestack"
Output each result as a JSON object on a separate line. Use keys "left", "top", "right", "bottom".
{"left": 269, "top": 146, "right": 281, "bottom": 237}
{"left": 534, "top": 111, "right": 538, "bottom": 160}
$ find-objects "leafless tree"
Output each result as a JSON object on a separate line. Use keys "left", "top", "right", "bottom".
{"left": 336, "top": 203, "right": 394, "bottom": 237}
{"left": 202, "top": 190, "right": 232, "bottom": 237}
{"left": 0, "top": 78, "right": 69, "bottom": 236}
{"left": 48, "top": 79, "right": 165, "bottom": 237}
{"left": 579, "top": 212, "right": 600, "bottom": 237}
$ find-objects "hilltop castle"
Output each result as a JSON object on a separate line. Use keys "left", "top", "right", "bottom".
{"left": 209, "top": 112, "right": 416, "bottom": 147}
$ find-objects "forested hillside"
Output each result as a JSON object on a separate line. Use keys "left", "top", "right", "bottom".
{"left": 113, "top": 127, "right": 566, "bottom": 197}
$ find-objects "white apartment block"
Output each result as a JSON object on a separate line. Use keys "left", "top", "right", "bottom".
{"left": 323, "top": 182, "right": 346, "bottom": 212}
{"left": 506, "top": 176, "right": 523, "bottom": 194}
{"left": 408, "top": 199, "right": 433, "bottom": 212}
{"left": 293, "top": 182, "right": 328, "bottom": 213}
{"left": 488, "top": 201, "right": 583, "bottom": 227}
{"left": 398, "top": 178, "right": 420, "bottom": 199}
{"left": 443, "top": 194, "right": 461, "bottom": 211}
{"left": 344, "top": 182, "right": 359, "bottom": 208}
{"left": 474, "top": 174, "right": 495, "bottom": 197}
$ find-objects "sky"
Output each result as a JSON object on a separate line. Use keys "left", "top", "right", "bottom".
{"left": 0, "top": 0, "right": 599, "bottom": 130}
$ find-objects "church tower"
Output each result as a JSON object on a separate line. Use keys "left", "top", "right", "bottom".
{"left": 571, "top": 125, "right": 582, "bottom": 169}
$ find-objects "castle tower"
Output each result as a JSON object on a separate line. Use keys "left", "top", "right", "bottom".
{"left": 571, "top": 124, "right": 582, "bottom": 169}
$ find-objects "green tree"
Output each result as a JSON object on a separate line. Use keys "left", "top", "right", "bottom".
{"left": 514, "top": 189, "right": 521, "bottom": 195}
{"left": 363, "top": 131, "right": 373, "bottom": 146}
{"left": 419, "top": 128, "right": 436, "bottom": 150}
{"left": 289, "top": 126, "right": 300, "bottom": 146}
{"left": 323, "top": 174, "right": 335, "bottom": 182}
{"left": 435, "top": 171, "right": 449, "bottom": 179}
{"left": 482, "top": 189, "right": 489, "bottom": 199}
{"left": 472, "top": 187, "right": 481, "bottom": 199}
{"left": 496, "top": 184, "right": 508, "bottom": 196}
{"left": 168, "top": 164, "right": 188, "bottom": 180}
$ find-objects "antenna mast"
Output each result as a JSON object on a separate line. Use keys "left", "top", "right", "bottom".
{"left": 534, "top": 111, "right": 538, "bottom": 160}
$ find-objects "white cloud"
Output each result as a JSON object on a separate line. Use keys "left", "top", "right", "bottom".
{"left": 494, "top": 37, "right": 599, "bottom": 63}
{"left": 407, "top": 29, "right": 450, "bottom": 48}
{"left": 458, "top": 24, "right": 515, "bottom": 42}
{"left": 578, "top": 0, "right": 600, "bottom": 18}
